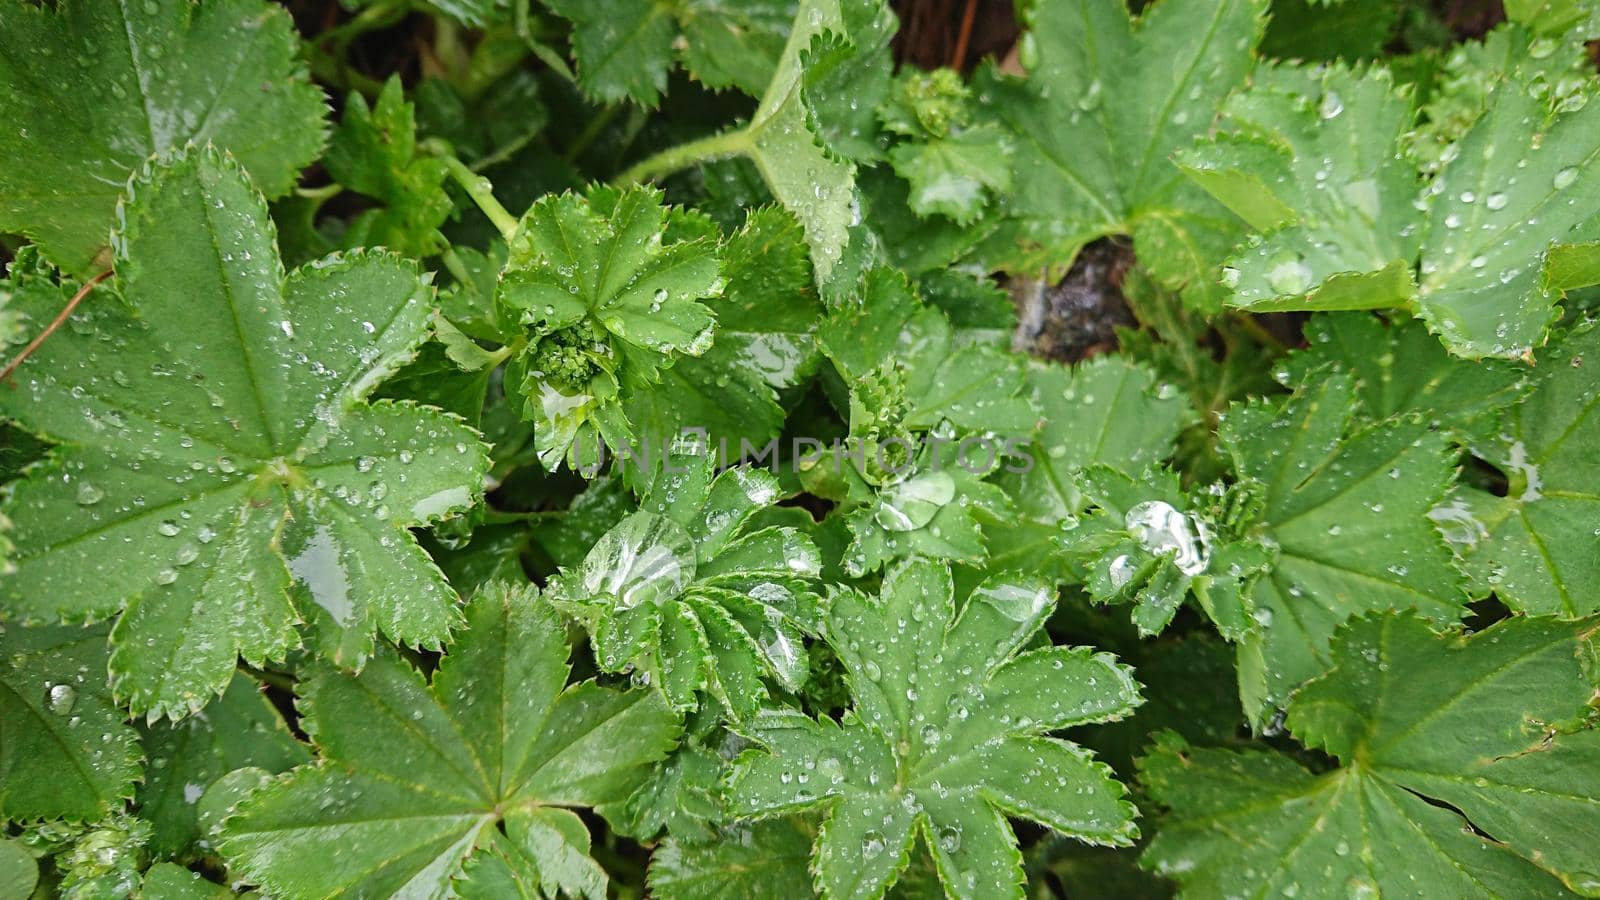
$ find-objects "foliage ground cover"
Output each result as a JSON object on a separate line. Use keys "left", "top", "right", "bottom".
{"left": 2, "top": 0, "right": 1600, "bottom": 897}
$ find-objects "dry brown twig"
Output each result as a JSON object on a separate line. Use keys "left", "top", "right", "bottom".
{"left": 0, "top": 268, "right": 113, "bottom": 383}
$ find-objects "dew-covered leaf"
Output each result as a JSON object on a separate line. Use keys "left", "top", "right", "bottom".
{"left": 1058, "top": 466, "right": 1273, "bottom": 640}
{"left": 737, "top": 0, "right": 891, "bottom": 289}
{"left": 986, "top": 356, "right": 1193, "bottom": 583}
{"left": 799, "top": 3, "right": 895, "bottom": 165}
{"left": 1504, "top": 0, "right": 1600, "bottom": 40}
{"left": 817, "top": 267, "right": 1036, "bottom": 436}
{"left": 548, "top": 445, "right": 820, "bottom": 717}
{"left": 678, "top": 0, "right": 796, "bottom": 96}
{"left": 649, "top": 818, "right": 816, "bottom": 899}
{"left": 1191, "top": 51, "right": 1600, "bottom": 358}
{"left": 889, "top": 126, "right": 1013, "bottom": 226}
{"left": 0, "top": 148, "right": 489, "bottom": 717}
{"left": 1276, "top": 312, "right": 1532, "bottom": 438}
{"left": 0, "top": 0, "right": 326, "bottom": 275}
{"left": 977, "top": 0, "right": 1264, "bottom": 305}
{"left": 0, "top": 841, "right": 36, "bottom": 900}
{"left": 1403, "top": 24, "right": 1592, "bottom": 176}
{"left": 1220, "top": 373, "right": 1464, "bottom": 724}
{"left": 140, "top": 863, "right": 233, "bottom": 899}
{"left": 544, "top": 0, "right": 677, "bottom": 106}
{"left": 0, "top": 622, "right": 141, "bottom": 822}
{"left": 624, "top": 206, "right": 821, "bottom": 454}
{"left": 833, "top": 440, "right": 1014, "bottom": 578}
{"left": 618, "top": 731, "right": 730, "bottom": 843}
{"left": 136, "top": 672, "right": 308, "bottom": 858}
{"left": 1143, "top": 613, "right": 1600, "bottom": 897}
{"left": 1449, "top": 323, "right": 1600, "bottom": 615}
{"left": 218, "top": 582, "right": 680, "bottom": 898}
{"left": 729, "top": 559, "right": 1141, "bottom": 900}
{"left": 324, "top": 76, "right": 452, "bottom": 259}
{"left": 500, "top": 186, "right": 721, "bottom": 468}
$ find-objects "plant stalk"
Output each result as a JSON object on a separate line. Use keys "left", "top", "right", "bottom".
{"left": 436, "top": 151, "right": 520, "bottom": 241}
{"left": 612, "top": 127, "right": 755, "bottom": 186}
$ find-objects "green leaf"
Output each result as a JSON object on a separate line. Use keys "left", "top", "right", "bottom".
{"left": 650, "top": 818, "right": 817, "bottom": 899}
{"left": 622, "top": 341, "right": 788, "bottom": 459}
{"left": 1403, "top": 24, "right": 1592, "bottom": 176}
{"left": 624, "top": 206, "right": 821, "bottom": 454}
{"left": 0, "top": 0, "right": 326, "bottom": 276}
{"left": 879, "top": 67, "right": 972, "bottom": 139}
{"left": 1220, "top": 372, "right": 1464, "bottom": 724}
{"left": 1143, "top": 613, "right": 1600, "bottom": 897}
{"left": 817, "top": 267, "right": 1037, "bottom": 437}
{"left": 711, "top": 206, "right": 824, "bottom": 393}
{"left": 729, "top": 560, "right": 1141, "bottom": 900}
{"left": 1057, "top": 466, "right": 1273, "bottom": 639}
{"left": 986, "top": 356, "right": 1193, "bottom": 582}
{"left": 1020, "top": 356, "right": 1193, "bottom": 514}
{"left": 544, "top": 0, "right": 677, "bottom": 106}
{"left": 618, "top": 732, "right": 729, "bottom": 842}
{"left": 1070, "top": 633, "right": 1244, "bottom": 776}
{"left": 544, "top": 0, "right": 801, "bottom": 105}
{"left": 979, "top": 0, "right": 1264, "bottom": 304}
{"left": 799, "top": 3, "right": 896, "bottom": 164}
{"left": 1180, "top": 64, "right": 1420, "bottom": 284}
{"left": 218, "top": 582, "right": 681, "bottom": 898}
{"left": 457, "top": 807, "right": 611, "bottom": 900}
{"left": 53, "top": 813, "right": 151, "bottom": 898}
{"left": 324, "top": 77, "right": 453, "bottom": 258}
{"left": 530, "top": 475, "right": 635, "bottom": 569}
{"left": 1505, "top": 0, "right": 1600, "bottom": 38}
{"left": 879, "top": 69, "right": 1013, "bottom": 225}
{"left": 0, "top": 248, "right": 49, "bottom": 349}
{"left": 1545, "top": 239, "right": 1600, "bottom": 291}
{"left": 140, "top": 863, "right": 232, "bottom": 899}
{"left": 888, "top": 126, "right": 1013, "bottom": 226}
{"left": 678, "top": 0, "right": 797, "bottom": 96}
{"left": 1276, "top": 312, "right": 1532, "bottom": 438}
{"left": 137, "top": 672, "right": 308, "bottom": 858}
{"left": 0, "top": 148, "right": 489, "bottom": 717}
{"left": 1450, "top": 323, "right": 1600, "bottom": 615}
{"left": 0, "top": 623, "right": 140, "bottom": 822}
{"left": 0, "top": 840, "right": 37, "bottom": 900}
{"left": 834, "top": 441, "right": 1015, "bottom": 577}
{"left": 354, "top": 0, "right": 510, "bottom": 27}
{"left": 738, "top": 0, "right": 891, "bottom": 288}
{"left": 1191, "top": 54, "right": 1600, "bottom": 358}
{"left": 548, "top": 445, "right": 820, "bottom": 717}
{"left": 501, "top": 186, "right": 722, "bottom": 467}
{"left": 1260, "top": 0, "right": 1401, "bottom": 61}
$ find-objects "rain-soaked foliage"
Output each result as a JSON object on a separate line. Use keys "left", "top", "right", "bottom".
{"left": 2, "top": 0, "right": 1600, "bottom": 897}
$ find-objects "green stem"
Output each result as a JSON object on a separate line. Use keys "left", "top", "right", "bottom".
{"left": 304, "top": 41, "right": 384, "bottom": 97}
{"left": 295, "top": 182, "right": 343, "bottom": 201}
{"left": 244, "top": 666, "right": 297, "bottom": 693}
{"left": 512, "top": 0, "right": 576, "bottom": 83}
{"left": 1228, "top": 310, "right": 1289, "bottom": 353}
{"left": 321, "top": 0, "right": 410, "bottom": 48}
{"left": 471, "top": 125, "right": 540, "bottom": 172}
{"left": 562, "top": 103, "right": 621, "bottom": 164}
{"left": 435, "top": 149, "right": 520, "bottom": 241}
{"left": 439, "top": 245, "right": 477, "bottom": 288}
{"left": 612, "top": 127, "right": 755, "bottom": 186}
{"left": 484, "top": 340, "right": 522, "bottom": 367}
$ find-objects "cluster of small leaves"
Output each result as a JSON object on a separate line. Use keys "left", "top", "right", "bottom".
{"left": 3, "top": 0, "right": 1600, "bottom": 898}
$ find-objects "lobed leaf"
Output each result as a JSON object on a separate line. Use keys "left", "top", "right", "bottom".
{"left": 0, "top": 148, "right": 488, "bottom": 717}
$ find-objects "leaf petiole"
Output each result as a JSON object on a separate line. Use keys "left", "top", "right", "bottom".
{"left": 430, "top": 145, "right": 520, "bottom": 241}
{"left": 612, "top": 127, "right": 755, "bottom": 186}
